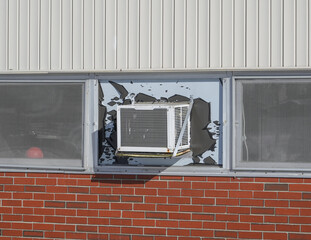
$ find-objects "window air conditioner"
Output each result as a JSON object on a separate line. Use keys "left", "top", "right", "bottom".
{"left": 116, "top": 102, "right": 192, "bottom": 157}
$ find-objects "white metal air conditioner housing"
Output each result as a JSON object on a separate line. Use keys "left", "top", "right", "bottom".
{"left": 116, "top": 102, "right": 191, "bottom": 156}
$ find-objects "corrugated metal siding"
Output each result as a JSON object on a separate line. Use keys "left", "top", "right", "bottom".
{"left": 0, "top": 0, "right": 310, "bottom": 72}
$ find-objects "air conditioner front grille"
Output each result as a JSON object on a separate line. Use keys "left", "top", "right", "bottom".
{"left": 120, "top": 108, "right": 168, "bottom": 148}
{"left": 175, "top": 106, "right": 190, "bottom": 146}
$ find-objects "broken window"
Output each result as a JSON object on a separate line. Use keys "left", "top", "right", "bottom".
{"left": 235, "top": 78, "right": 311, "bottom": 170}
{"left": 0, "top": 82, "right": 85, "bottom": 169}
{"left": 98, "top": 77, "right": 222, "bottom": 168}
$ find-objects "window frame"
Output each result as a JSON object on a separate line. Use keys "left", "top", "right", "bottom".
{"left": 0, "top": 77, "right": 98, "bottom": 172}
{"left": 232, "top": 76, "right": 311, "bottom": 172}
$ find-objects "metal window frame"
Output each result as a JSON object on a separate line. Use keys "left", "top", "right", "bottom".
{"left": 232, "top": 76, "right": 311, "bottom": 172}
{"left": 0, "top": 77, "right": 98, "bottom": 172}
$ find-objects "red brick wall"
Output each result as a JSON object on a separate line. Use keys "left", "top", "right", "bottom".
{"left": 0, "top": 173, "right": 311, "bottom": 239}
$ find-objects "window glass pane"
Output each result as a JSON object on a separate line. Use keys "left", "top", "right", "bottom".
{"left": 0, "top": 83, "right": 83, "bottom": 168}
{"left": 237, "top": 79, "right": 311, "bottom": 165}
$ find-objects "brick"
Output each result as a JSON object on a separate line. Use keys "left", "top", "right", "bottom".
{"left": 192, "top": 182, "right": 214, "bottom": 190}
{"left": 134, "top": 203, "right": 156, "bottom": 211}
{"left": 2, "top": 230, "right": 23, "bottom": 237}
{"left": 5, "top": 185, "right": 24, "bottom": 192}
{"left": 34, "top": 193, "right": 54, "bottom": 200}
{"left": 111, "top": 203, "right": 132, "bottom": 210}
{"left": 156, "top": 220, "right": 178, "bottom": 228}
{"left": 278, "top": 192, "right": 302, "bottom": 199}
{"left": 2, "top": 214, "right": 23, "bottom": 221}
{"left": 34, "top": 208, "right": 54, "bottom": 215}
{"left": 90, "top": 187, "right": 111, "bottom": 195}
{"left": 13, "top": 207, "right": 32, "bottom": 214}
{"left": 66, "top": 202, "right": 87, "bottom": 209}
{"left": 290, "top": 201, "right": 311, "bottom": 208}
{"left": 263, "top": 232, "right": 287, "bottom": 240}
{"left": 192, "top": 213, "right": 214, "bottom": 221}
{"left": 251, "top": 223, "right": 275, "bottom": 231}
{"left": 0, "top": 207, "right": 13, "bottom": 214}
{"left": 146, "top": 212, "right": 167, "bottom": 219}
{"left": 55, "top": 223, "right": 76, "bottom": 231}
{"left": 25, "top": 186, "right": 45, "bottom": 192}
{"left": 77, "top": 194, "right": 98, "bottom": 202}
{"left": 158, "top": 189, "right": 180, "bottom": 196}
{"left": 265, "top": 183, "right": 289, "bottom": 191}
{"left": 203, "top": 221, "right": 226, "bottom": 230}
{"left": 181, "top": 189, "right": 204, "bottom": 197}
{"left": 23, "top": 231, "right": 43, "bottom": 238}
{"left": 180, "top": 205, "right": 203, "bottom": 213}
{"left": 255, "top": 177, "right": 279, "bottom": 183}
{"left": 190, "top": 197, "right": 213, "bottom": 205}
{"left": 12, "top": 192, "right": 32, "bottom": 199}
{"left": 66, "top": 217, "right": 88, "bottom": 224}
{"left": 144, "top": 227, "right": 167, "bottom": 235}
{"left": 216, "top": 182, "right": 239, "bottom": 189}
{"left": 216, "top": 198, "right": 239, "bottom": 206}
{"left": 45, "top": 201, "right": 65, "bottom": 208}
{"left": 167, "top": 228, "right": 190, "bottom": 236}
{"left": 302, "top": 193, "right": 311, "bottom": 199}
{"left": 121, "top": 196, "right": 143, "bottom": 202}
{"left": 77, "top": 209, "right": 98, "bottom": 217}
{"left": 275, "top": 208, "right": 299, "bottom": 216}
{"left": 254, "top": 191, "right": 277, "bottom": 199}
{"left": 121, "top": 227, "right": 143, "bottom": 235}
{"left": 168, "top": 197, "right": 190, "bottom": 204}
{"left": 133, "top": 219, "right": 155, "bottom": 227}
{"left": 45, "top": 231, "right": 66, "bottom": 239}
{"left": 191, "top": 229, "right": 213, "bottom": 237}
{"left": 58, "top": 178, "right": 77, "bottom": 185}
{"left": 251, "top": 207, "right": 274, "bottom": 215}
{"left": 87, "top": 233, "right": 109, "bottom": 240}
{"left": 36, "top": 178, "right": 57, "bottom": 185}
{"left": 122, "top": 211, "right": 145, "bottom": 219}
{"left": 281, "top": 178, "right": 303, "bottom": 183}
{"left": 66, "top": 232, "right": 87, "bottom": 240}
{"left": 99, "top": 226, "right": 121, "bottom": 234}
{"left": 99, "top": 210, "right": 121, "bottom": 218}
{"left": 239, "top": 231, "right": 262, "bottom": 239}
{"left": 290, "top": 184, "right": 311, "bottom": 192}
{"left": 216, "top": 214, "right": 239, "bottom": 222}
{"left": 265, "top": 215, "right": 288, "bottom": 223}
{"left": 25, "top": 200, "right": 44, "bottom": 207}
{"left": 0, "top": 178, "right": 13, "bottom": 184}
{"left": 55, "top": 208, "right": 76, "bottom": 216}
{"left": 135, "top": 188, "right": 157, "bottom": 196}
{"left": 227, "top": 206, "right": 250, "bottom": 214}
{"left": 215, "top": 231, "right": 238, "bottom": 238}
{"left": 169, "top": 181, "right": 191, "bottom": 189}
{"left": 240, "top": 215, "right": 263, "bottom": 223}
{"left": 2, "top": 200, "right": 21, "bottom": 207}
{"left": 300, "top": 209, "right": 311, "bottom": 216}
{"left": 205, "top": 190, "right": 229, "bottom": 198}
{"left": 144, "top": 181, "right": 167, "bottom": 188}
{"left": 301, "top": 225, "right": 311, "bottom": 232}
{"left": 290, "top": 217, "right": 311, "bottom": 224}
{"left": 33, "top": 223, "right": 54, "bottom": 231}
{"left": 99, "top": 195, "right": 121, "bottom": 202}
{"left": 45, "top": 216, "right": 66, "bottom": 223}
{"left": 265, "top": 200, "right": 289, "bottom": 208}
{"left": 240, "top": 199, "right": 264, "bottom": 206}
{"left": 88, "top": 202, "right": 109, "bottom": 210}
{"left": 277, "top": 224, "right": 300, "bottom": 232}
{"left": 68, "top": 187, "right": 89, "bottom": 193}
{"left": 240, "top": 183, "right": 264, "bottom": 190}
{"left": 113, "top": 187, "right": 134, "bottom": 195}
{"left": 55, "top": 193, "right": 76, "bottom": 201}
{"left": 77, "top": 225, "right": 98, "bottom": 232}
{"left": 227, "top": 222, "right": 250, "bottom": 230}
{"left": 78, "top": 179, "right": 99, "bottom": 187}
{"left": 23, "top": 215, "right": 44, "bottom": 222}
{"left": 145, "top": 196, "right": 167, "bottom": 204}
{"left": 289, "top": 233, "right": 311, "bottom": 240}
{"left": 229, "top": 190, "right": 253, "bottom": 198}
{"left": 160, "top": 176, "right": 183, "bottom": 180}
{"left": 110, "top": 218, "right": 132, "bottom": 226}
{"left": 157, "top": 204, "right": 179, "bottom": 212}
{"left": 169, "top": 212, "right": 191, "bottom": 220}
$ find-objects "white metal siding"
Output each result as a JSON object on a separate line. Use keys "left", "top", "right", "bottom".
{"left": 0, "top": 0, "right": 310, "bottom": 72}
